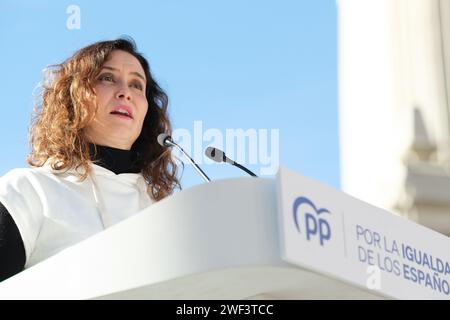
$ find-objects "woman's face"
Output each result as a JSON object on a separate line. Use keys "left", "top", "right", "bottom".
{"left": 85, "top": 50, "right": 148, "bottom": 150}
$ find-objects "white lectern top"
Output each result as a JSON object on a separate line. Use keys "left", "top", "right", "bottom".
{"left": 0, "top": 175, "right": 381, "bottom": 299}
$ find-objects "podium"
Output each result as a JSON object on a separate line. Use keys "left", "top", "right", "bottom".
{"left": 0, "top": 172, "right": 383, "bottom": 300}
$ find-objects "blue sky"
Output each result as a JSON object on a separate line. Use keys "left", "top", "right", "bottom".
{"left": 0, "top": 0, "right": 339, "bottom": 190}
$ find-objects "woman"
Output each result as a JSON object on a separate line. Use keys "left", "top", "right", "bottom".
{"left": 0, "top": 38, "right": 180, "bottom": 281}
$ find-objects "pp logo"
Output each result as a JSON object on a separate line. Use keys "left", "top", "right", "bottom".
{"left": 293, "top": 196, "right": 332, "bottom": 246}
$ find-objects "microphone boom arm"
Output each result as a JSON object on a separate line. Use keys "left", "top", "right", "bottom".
{"left": 165, "top": 139, "right": 211, "bottom": 182}
{"left": 232, "top": 162, "right": 257, "bottom": 177}
{"left": 205, "top": 146, "right": 258, "bottom": 178}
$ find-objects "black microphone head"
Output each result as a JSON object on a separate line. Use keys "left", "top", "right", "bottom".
{"left": 157, "top": 133, "right": 172, "bottom": 147}
{"left": 205, "top": 146, "right": 225, "bottom": 163}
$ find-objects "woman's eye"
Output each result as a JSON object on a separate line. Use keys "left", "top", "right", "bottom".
{"left": 131, "top": 82, "right": 143, "bottom": 91}
{"left": 99, "top": 74, "right": 114, "bottom": 82}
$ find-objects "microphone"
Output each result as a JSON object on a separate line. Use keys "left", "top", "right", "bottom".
{"left": 157, "top": 133, "right": 211, "bottom": 182}
{"left": 205, "top": 146, "right": 258, "bottom": 177}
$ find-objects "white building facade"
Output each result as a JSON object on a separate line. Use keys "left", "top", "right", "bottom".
{"left": 338, "top": 0, "right": 450, "bottom": 235}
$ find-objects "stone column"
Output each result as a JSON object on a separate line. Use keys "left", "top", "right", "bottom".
{"left": 338, "top": 0, "right": 450, "bottom": 234}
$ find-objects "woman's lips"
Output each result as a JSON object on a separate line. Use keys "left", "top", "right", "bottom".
{"left": 110, "top": 105, "right": 134, "bottom": 119}
{"left": 111, "top": 113, "right": 133, "bottom": 120}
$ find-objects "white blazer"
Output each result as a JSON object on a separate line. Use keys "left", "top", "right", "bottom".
{"left": 0, "top": 163, "right": 154, "bottom": 268}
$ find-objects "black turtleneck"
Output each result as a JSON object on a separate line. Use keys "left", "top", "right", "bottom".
{"left": 0, "top": 145, "right": 141, "bottom": 282}
{"left": 89, "top": 144, "right": 142, "bottom": 174}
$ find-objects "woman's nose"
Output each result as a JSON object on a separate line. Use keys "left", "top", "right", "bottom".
{"left": 115, "top": 85, "right": 131, "bottom": 101}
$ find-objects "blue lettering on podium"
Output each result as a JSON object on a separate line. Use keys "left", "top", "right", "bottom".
{"left": 293, "top": 196, "right": 332, "bottom": 246}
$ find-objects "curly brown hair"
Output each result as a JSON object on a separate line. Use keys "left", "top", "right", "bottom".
{"left": 27, "top": 38, "right": 181, "bottom": 201}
